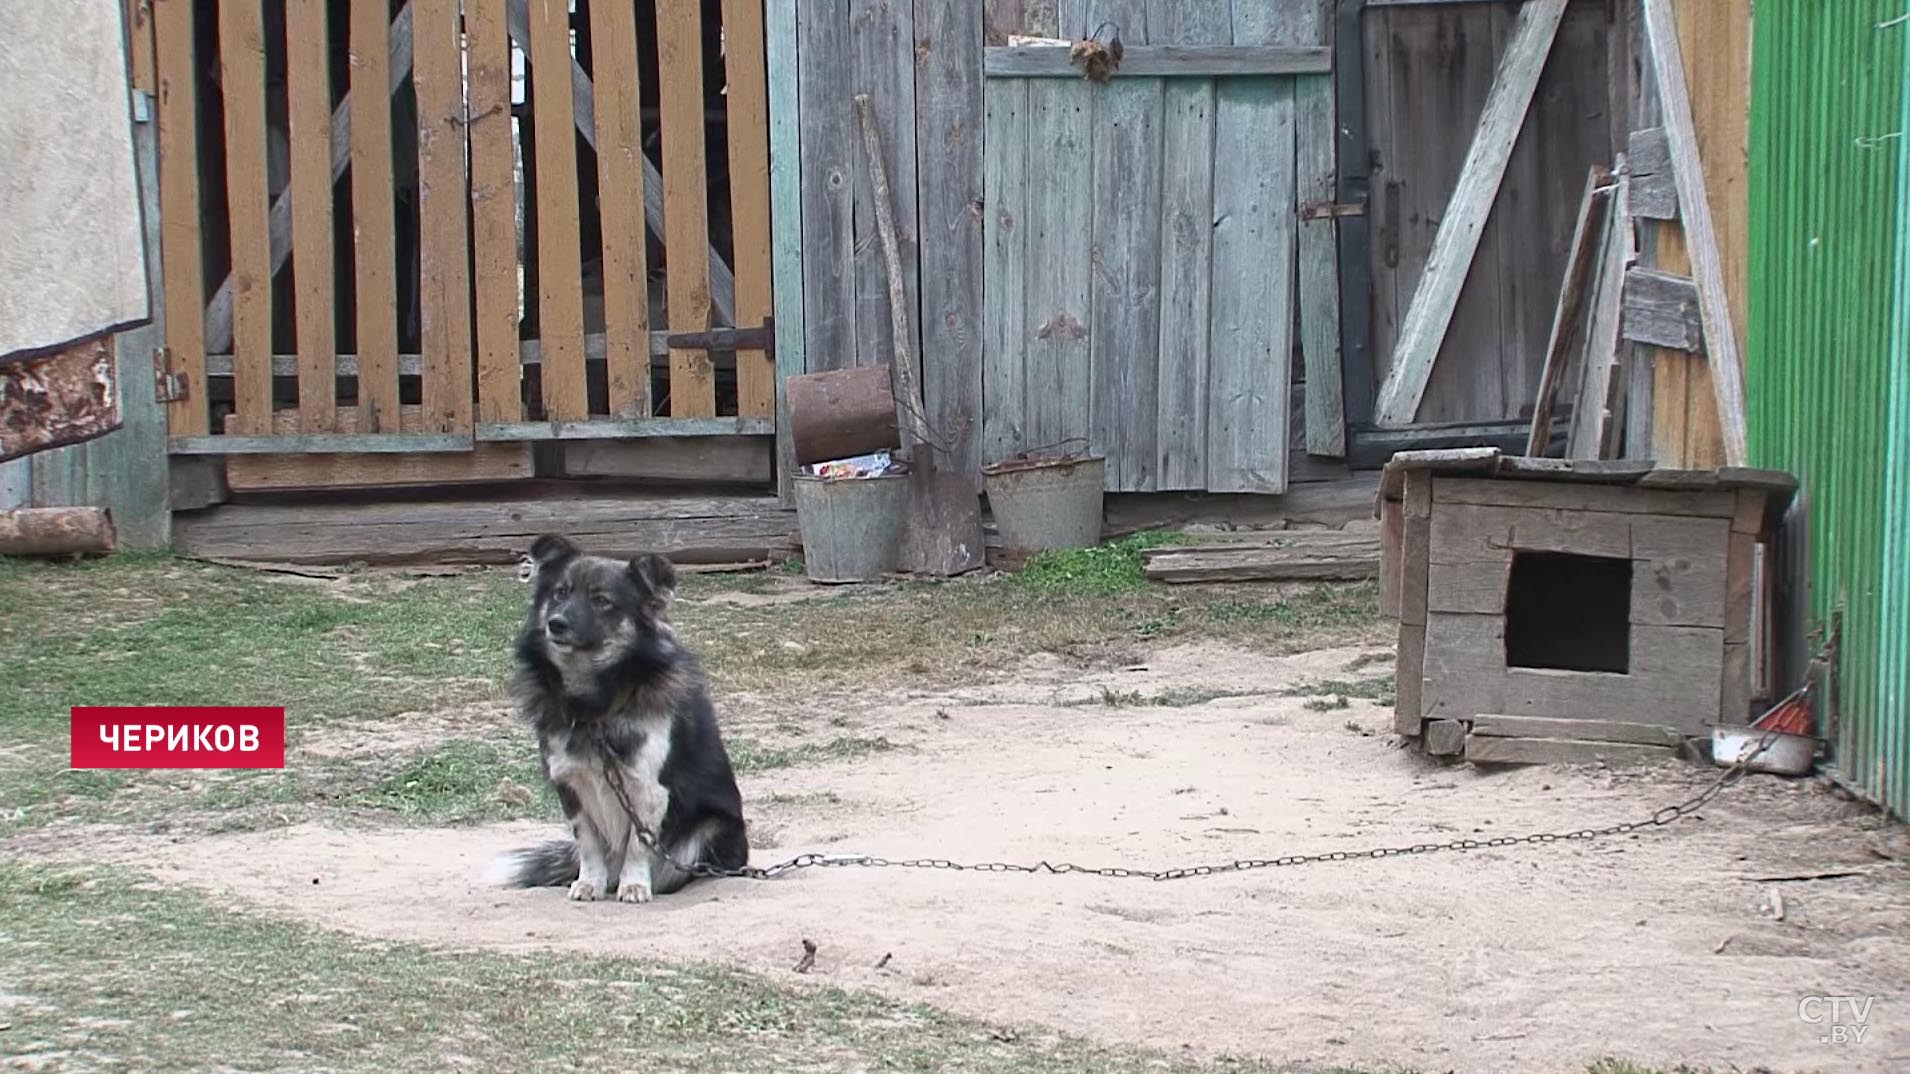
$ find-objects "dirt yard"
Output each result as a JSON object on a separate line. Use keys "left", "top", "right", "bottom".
{"left": 127, "top": 640, "right": 1910, "bottom": 1074}
{"left": 4, "top": 555, "right": 1907, "bottom": 1073}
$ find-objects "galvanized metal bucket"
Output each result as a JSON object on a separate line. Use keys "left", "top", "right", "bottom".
{"left": 791, "top": 473, "right": 909, "bottom": 583}
{"left": 982, "top": 453, "right": 1106, "bottom": 554}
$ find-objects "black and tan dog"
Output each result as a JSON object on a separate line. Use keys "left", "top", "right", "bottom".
{"left": 486, "top": 535, "right": 750, "bottom": 902}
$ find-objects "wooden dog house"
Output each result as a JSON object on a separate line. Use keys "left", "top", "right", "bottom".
{"left": 1379, "top": 449, "right": 1797, "bottom": 766}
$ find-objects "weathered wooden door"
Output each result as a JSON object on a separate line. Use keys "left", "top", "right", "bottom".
{"left": 980, "top": 2, "right": 1337, "bottom": 494}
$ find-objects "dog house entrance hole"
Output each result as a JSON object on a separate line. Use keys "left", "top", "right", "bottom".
{"left": 1503, "top": 551, "right": 1632, "bottom": 673}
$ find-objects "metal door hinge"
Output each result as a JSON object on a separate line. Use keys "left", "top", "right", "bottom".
{"left": 154, "top": 347, "right": 189, "bottom": 403}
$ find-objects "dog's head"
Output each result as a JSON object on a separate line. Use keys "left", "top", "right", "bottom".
{"left": 521, "top": 535, "right": 679, "bottom": 675}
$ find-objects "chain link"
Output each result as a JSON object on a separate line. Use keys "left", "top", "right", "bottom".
{"left": 600, "top": 726, "right": 1786, "bottom": 884}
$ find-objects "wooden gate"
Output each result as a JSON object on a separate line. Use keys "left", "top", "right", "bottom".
{"left": 149, "top": 0, "right": 774, "bottom": 483}
{"left": 979, "top": 2, "right": 1338, "bottom": 495}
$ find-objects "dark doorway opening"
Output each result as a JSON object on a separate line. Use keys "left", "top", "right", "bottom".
{"left": 1503, "top": 552, "right": 1632, "bottom": 673}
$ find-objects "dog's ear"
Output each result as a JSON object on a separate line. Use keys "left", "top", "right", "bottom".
{"left": 626, "top": 553, "right": 678, "bottom": 606}
{"left": 529, "top": 534, "right": 582, "bottom": 570}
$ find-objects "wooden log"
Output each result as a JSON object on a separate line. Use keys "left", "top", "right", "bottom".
{"left": 1464, "top": 734, "right": 1679, "bottom": 767}
{"left": 1470, "top": 714, "right": 1684, "bottom": 748}
{"left": 0, "top": 507, "right": 117, "bottom": 557}
{"left": 1425, "top": 719, "right": 1467, "bottom": 756}
{"left": 1140, "top": 531, "right": 1381, "bottom": 583}
{"left": 785, "top": 364, "right": 901, "bottom": 465}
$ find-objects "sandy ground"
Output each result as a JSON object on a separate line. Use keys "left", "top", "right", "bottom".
{"left": 121, "top": 643, "right": 1909, "bottom": 1074}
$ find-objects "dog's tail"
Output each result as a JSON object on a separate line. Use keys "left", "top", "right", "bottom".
{"left": 482, "top": 840, "right": 579, "bottom": 888}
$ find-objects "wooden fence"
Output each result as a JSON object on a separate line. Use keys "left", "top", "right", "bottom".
{"left": 149, "top": 0, "right": 774, "bottom": 480}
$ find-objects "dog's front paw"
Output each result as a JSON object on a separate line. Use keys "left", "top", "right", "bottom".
{"left": 616, "top": 881, "right": 653, "bottom": 904}
{"left": 567, "top": 879, "right": 601, "bottom": 902}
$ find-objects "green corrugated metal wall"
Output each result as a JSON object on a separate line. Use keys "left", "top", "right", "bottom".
{"left": 1748, "top": 0, "right": 1910, "bottom": 818}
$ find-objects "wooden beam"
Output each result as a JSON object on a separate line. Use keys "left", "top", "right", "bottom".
{"left": 1641, "top": 0, "right": 1749, "bottom": 466}
{"left": 169, "top": 434, "right": 473, "bottom": 455}
{"left": 982, "top": 44, "right": 1331, "bottom": 78}
{"left": 1140, "top": 532, "right": 1381, "bottom": 583}
{"left": 476, "top": 418, "right": 774, "bottom": 441}
{"left": 1622, "top": 267, "right": 1704, "bottom": 351}
{"left": 1370, "top": 0, "right": 1568, "bottom": 428}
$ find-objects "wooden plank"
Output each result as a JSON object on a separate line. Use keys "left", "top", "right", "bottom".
{"left": 1399, "top": 470, "right": 1432, "bottom": 627}
{"left": 1423, "top": 612, "right": 1722, "bottom": 731}
{"left": 1153, "top": 0, "right": 1228, "bottom": 489}
{"left": 171, "top": 494, "right": 800, "bottom": 566}
{"left": 561, "top": 437, "right": 772, "bottom": 483}
{"left": 1429, "top": 504, "right": 1634, "bottom": 564}
{"left": 526, "top": 0, "right": 586, "bottom": 421}
{"left": 1425, "top": 719, "right": 1466, "bottom": 756}
{"left": 1471, "top": 714, "right": 1683, "bottom": 748}
{"left": 1380, "top": 494, "right": 1403, "bottom": 618}
{"left": 1283, "top": 0, "right": 1341, "bottom": 460}
{"left": 849, "top": 0, "right": 919, "bottom": 382}
{"left": 1641, "top": 0, "right": 1747, "bottom": 466}
{"left": 1627, "top": 126, "right": 1676, "bottom": 219}
{"left": 1724, "top": 530, "right": 1755, "bottom": 644}
{"left": 1370, "top": 0, "right": 1568, "bottom": 427}
{"left": 981, "top": 44, "right": 1331, "bottom": 77}
{"left": 1731, "top": 488, "right": 1765, "bottom": 535}
{"left": 154, "top": 0, "right": 206, "bottom": 436}
{"left": 1464, "top": 735, "right": 1678, "bottom": 767}
{"left": 1205, "top": 73, "right": 1294, "bottom": 493}
{"left": 203, "top": 3, "right": 416, "bottom": 358}
{"left": 659, "top": 0, "right": 715, "bottom": 415}
{"left": 287, "top": 0, "right": 338, "bottom": 433}
{"left": 1721, "top": 641, "right": 1751, "bottom": 724}
{"left": 1622, "top": 268, "right": 1703, "bottom": 352}
{"left": 1140, "top": 532, "right": 1382, "bottom": 583}
{"left": 1525, "top": 169, "right": 1613, "bottom": 456}
{"left": 766, "top": 0, "right": 805, "bottom": 497}
{"left": 1087, "top": 0, "right": 1161, "bottom": 491}
{"left": 1430, "top": 476, "right": 1737, "bottom": 518}
{"left": 1631, "top": 515, "right": 1729, "bottom": 629}
{"left": 171, "top": 434, "right": 472, "bottom": 455}
{"left": 415, "top": 0, "right": 473, "bottom": 433}
{"left": 1022, "top": 77, "right": 1094, "bottom": 455}
{"left": 477, "top": 417, "right": 773, "bottom": 440}
{"left": 468, "top": 0, "right": 522, "bottom": 424}
{"left": 223, "top": 408, "right": 532, "bottom": 490}
{"left": 1427, "top": 560, "right": 1509, "bottom": 615}
{"left": 723, "top": 0, "right": 775, "bottom": 419}
{"left": 1495, "top": 455, "right": 1655, "bottom": 483}
{"left": 590, "top": 0, "right": 650, "bottom": 419}
{"left": 217, "top": 0, "right": 273, "bottom": 437}
{"left": 125, "top": 0, "right": 156, "bottom": 93}
{"left": 349, "top": 0, "right": 402, "bottom": 434}
{"left": 981, "top": 77, "right": 1028, "bottom": 462}
{"left": 1565, "top": 172, "right": 1633, "bottom": 460}
{"left": 1394, "top": 621, "right": 1426, "bottom": 734}
{"left": 796, "top": 1, "right": 855, "bottom": 371}
{"left": 915, "top": 0, "right": 986, "bottom": 483}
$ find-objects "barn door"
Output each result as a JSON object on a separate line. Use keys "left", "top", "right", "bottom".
{"left": 980, "top": 2, "right": 1336, "bottom": 494}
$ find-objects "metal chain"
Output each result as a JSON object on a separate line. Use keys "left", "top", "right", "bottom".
{"left": 599, "top": 725, "right": 1788, "bottom": 884}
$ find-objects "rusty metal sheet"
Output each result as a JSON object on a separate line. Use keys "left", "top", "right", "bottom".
{"left": 0, "top": 335, "right": 122, "bottom": 463}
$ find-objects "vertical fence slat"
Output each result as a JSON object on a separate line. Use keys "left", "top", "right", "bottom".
{"left": 527, "top": 0, "right": 586, "bottom": 421}
{"left": 723, "top": 0, "right": 775, "bottom": 418}
{"left": 415, "top": 0, "right": 473, "bottom": 434}
{"left": 351, "top": 0, "right": 401, "bottom": 433}
{"left": 659, "top": 0, "right": 715, "bottom": 416}
{"left": 468, "top": 0, "right": 521, "bottom": 423}
{"left": 218, "top": 0, "right": 274, "bottom": 436}
{"left": 288, "top": 0, "right": 338, "bottom": 432}
{"left": 980, "top": 77, "right": 1028, "bottom": 463}
{"left": 766, "top": 0, "right": 805, "bottom": 494}
{"left": 591, "top": 0, "right": 649, "bottom": 419}
{"left": 797, "top": 0, "right": 854, "bottom": 371}
{"left": 850, "top": 0, "right": 918, "bottom": 376}
{"left": 154, "top": 0, "right": 206, "bottom": 436}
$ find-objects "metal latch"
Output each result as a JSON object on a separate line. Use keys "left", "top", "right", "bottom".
{"left": 154, "top": 347, "right": 188, "bottom": 403}
{"left": 1301, "top": 200, "right": 1367, "bottom": 221}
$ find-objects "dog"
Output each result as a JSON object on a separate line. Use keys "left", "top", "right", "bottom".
{"left": 486, "top": 535, "right": 750, "bottom": 902}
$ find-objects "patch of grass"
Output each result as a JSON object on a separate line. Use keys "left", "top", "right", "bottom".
{"left": 1305, "top": 695, "right": 1353, "bottom": 712}
{"left": 349, "top": 739, "right": 555, "bottom": 825}
{"left": 0, "top": 862, "right": 1288, "bottom": 1074}
{"left": 1015, "top": 532, "right": 1188, "bottom": 595}
{"left": 1285, "top": 674, "right": 1397, "bottom": 708}
{"left": 728, "top": 735, "right": 896, "bottom": 773}
{"left": 1062, "top": 686, "right": 1259, "bottom": 709}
